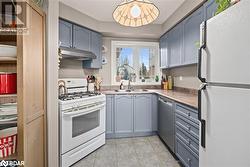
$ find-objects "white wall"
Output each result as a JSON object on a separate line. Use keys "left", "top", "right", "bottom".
{"left": 47, "top": 0, "right": 59, "bottom": 167}
{"left": 59, "top": 2, "right": 162, "bottom": 39}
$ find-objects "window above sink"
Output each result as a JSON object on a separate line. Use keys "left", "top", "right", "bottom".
{"left": 111, "top": 41, "right": 161, "bottom": 86}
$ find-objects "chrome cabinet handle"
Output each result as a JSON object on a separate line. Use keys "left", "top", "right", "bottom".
{"left": 198, "top": 83, "right": 207, "bottom": 148}
{"left": 198, "top": 21, "right": 207, "bottom": 83}
{"left": 188, "top": 158, "right": 191, "bottom": 166}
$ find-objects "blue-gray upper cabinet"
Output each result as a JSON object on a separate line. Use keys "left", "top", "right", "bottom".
{"left": 133, "top": 95, "right": 152, "bottom": 133}
{"left": 106, "top": 95, "right": 114, "bottom": 136}
{"left": 73, "top": 25, "right": 91, "bottom": 51}
{"left": 183, "top": 6, "right": 204, "bottom": 65}
{"left": 82, "top": 31, "right": 102, "bottom": 69}
{"left": 160, "top": 34, "right": 168, "bottom": 68}
{"left": 168, "top": 23, "right": 183, "bottom": 67}
{"left": 114, "top": 95, "right": 134, "bottom": 134}
{"left": 204, "top": 0, "right": 218, "bottom": 20}
{"left": 59, "top": 19, "right": 73, "bottom": 48}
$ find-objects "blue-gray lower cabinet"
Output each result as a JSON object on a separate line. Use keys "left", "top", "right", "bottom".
{"left": 175, "top": 103, "right": 199, "bottom": 167}
{"left": 106, "top": 95, "right": 114, "bottom": 137}
{"left": 106, "top": 94, "right": 157, "bottom": 138}
{"left": 176, "top": 137, "right": 199, "bottom": 167}
{"left": 134, "top": 94, "right": 152, "bottom": 133}
{"left": 114, "top": 95, "right": 134, "bottom": 134}
{"left": 151, "top": 94, "right": 158, "bottom": 131}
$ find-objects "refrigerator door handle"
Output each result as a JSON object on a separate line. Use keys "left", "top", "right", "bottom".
{"left": 198, "top": 21, "right": 207, "bottom": 83}
{"left": 198, "top": 83, "right": 207, "bottom": 148}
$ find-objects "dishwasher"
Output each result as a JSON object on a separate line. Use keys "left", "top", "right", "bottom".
{"left": 158, "top": 96, "right": 175, "bottom": 152}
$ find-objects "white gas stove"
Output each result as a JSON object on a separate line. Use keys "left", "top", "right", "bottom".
{"left": 58, "top": 78, "right": 106, "bottom": 167}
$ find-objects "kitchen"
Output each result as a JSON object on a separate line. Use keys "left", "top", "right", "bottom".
{"left": 0, "top": 0, "right": 249, "bottom": 167}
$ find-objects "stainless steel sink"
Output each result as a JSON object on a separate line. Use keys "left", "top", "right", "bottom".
{"left": 114, "top": 89, "right": 148, "bottom": 92}
{"left": 134, "top": 89, "right": 149, "bottom": 92}
{"left": 114, "top": 89, "right": 132, "bottom": 92}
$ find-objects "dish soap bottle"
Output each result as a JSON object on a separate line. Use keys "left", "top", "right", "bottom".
{"left": 168, "top": 76, "right": 173, "bottom": 90}
{"left": 120, "top": 81, "right": 124, "bottom": 90}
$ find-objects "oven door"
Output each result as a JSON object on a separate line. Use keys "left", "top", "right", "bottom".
{"left": 61, "top": 103, "right": 105, "bottom": 154}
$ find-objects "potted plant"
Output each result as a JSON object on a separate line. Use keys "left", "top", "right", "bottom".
{"left": 215, "top": 0, "right": 240, "bottom": 15}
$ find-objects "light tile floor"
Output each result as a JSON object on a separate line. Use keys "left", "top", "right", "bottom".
{"left": 71, "top": 135, "right": 181, "bottom": 167}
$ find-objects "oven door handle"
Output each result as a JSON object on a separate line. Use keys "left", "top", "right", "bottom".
{"left": 62, "top": 104, "right": 105, "bottom": 117}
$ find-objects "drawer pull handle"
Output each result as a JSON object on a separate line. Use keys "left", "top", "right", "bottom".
{"left": 188, "top": 112, "right": 191, "bottom": 116}
{"left": 187, "top": 125, "right": 191, "bottom": 130}
{"left": 176, "top": 122, "right": 189, "bottom": 132}
{"left": 188, "top": 158, "right": 191, "bottom": 166}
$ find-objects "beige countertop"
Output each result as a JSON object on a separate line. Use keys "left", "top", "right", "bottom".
{"left": 102, "top": 89, "right": 198, "bottom": 109}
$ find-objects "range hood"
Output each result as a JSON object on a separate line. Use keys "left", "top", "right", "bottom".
{"left": 59, "top": 47, "right": 96, "bottom": 60}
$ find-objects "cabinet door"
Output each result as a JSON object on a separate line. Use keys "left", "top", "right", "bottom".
{"left": 151, "top": 94, "right": 158, "bottom": 131}
{"left": 160, "top": 35, "right": 168, "bottom": 68}
{"left": 73, "top": 25, "right": 91, "bottom": 51}
{"left": 114, "top": 95, "right": 133, "bottom": 134}
{"left": 183, "top": 7, "right": 204, "bottom": 65}
{"left": 59, "top": 19, "right": 72, "bottom": 48}
{"left": 204, "top": 0, "right": 218, "bottom": 20}
{"left": 17, "top": 3, "right": 46, "bottom": 166}
{"left": 106, "top": 95, "right": 114, "bottom": 135}
{"left": 134, "top": 95, "right": 152, "bottom": 133}
{"left": 168, "top": 23, "right": 183, "bottom": 67}
{"left": 83, "top": 31, "right": 102, "bottom": 69}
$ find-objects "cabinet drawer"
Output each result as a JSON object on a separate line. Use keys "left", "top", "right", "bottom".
{"left": 176, "top": 126, "right": 199, "bottom": 154}
{"left": 176, "top": 137, "right": 199, "bottom": 167}
{"left": 175, "top": 114, "right": 199, "bottom": 140}
{"left": 176, "top": 104, "right": 198, "bottom": 124}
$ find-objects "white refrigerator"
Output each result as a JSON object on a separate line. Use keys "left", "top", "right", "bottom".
{"left": 198, "top": 1, "right": 250, "bottom": 167}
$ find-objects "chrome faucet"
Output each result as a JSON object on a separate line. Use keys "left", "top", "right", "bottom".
{"left": 128, "top": 75, "right": 134, "bottom": 90}
{"left": 58, "top": 80, "right": 67, "bottom": 96}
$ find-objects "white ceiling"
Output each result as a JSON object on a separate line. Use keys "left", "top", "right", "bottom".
{"left": 59, "top": 0, "right": 186, "bottom": 24}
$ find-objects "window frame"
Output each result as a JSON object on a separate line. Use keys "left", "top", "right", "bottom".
{"left": 111, "top": 40, "right": 161, "bottom": 86}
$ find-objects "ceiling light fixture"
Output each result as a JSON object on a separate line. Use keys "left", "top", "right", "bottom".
{"left": 113, "top": 0, "right": 160, "bottom": 27}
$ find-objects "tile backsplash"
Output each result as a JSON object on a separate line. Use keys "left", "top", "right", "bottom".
{"left": 162, "top": 65, "right": 201, "bottom": 90}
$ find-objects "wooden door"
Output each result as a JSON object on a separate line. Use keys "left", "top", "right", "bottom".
{"left": 17, "top": 1, "right": 46, "bottom": 167}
